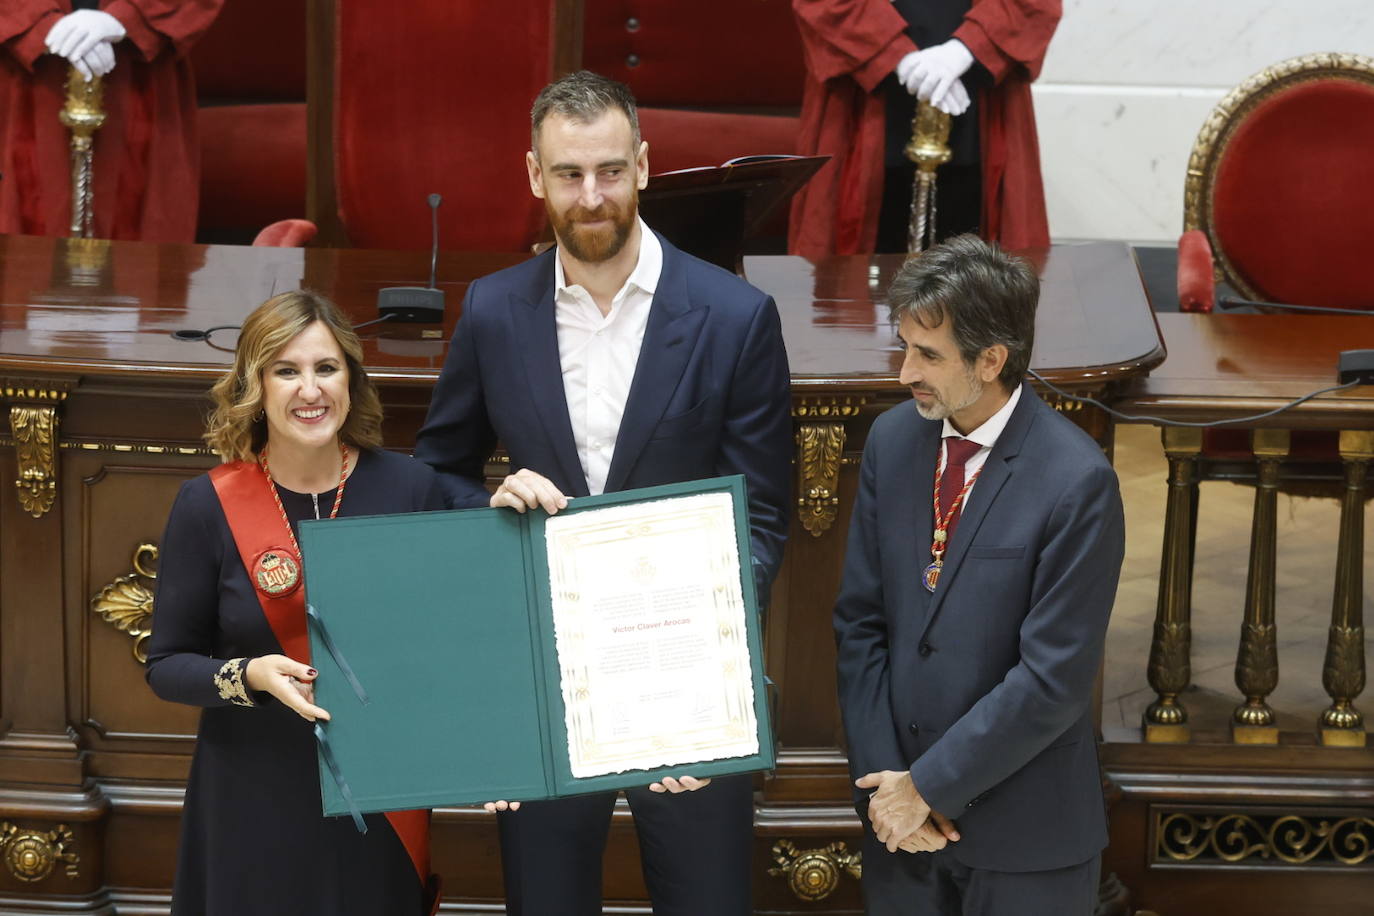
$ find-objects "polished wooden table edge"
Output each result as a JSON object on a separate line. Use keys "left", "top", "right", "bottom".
{"left": 426, "top": 802, "right": 864, "bottom": 834}
{"left": 1111, "top": 392, "right": 1374, "bottom": 427}
{"left": 1102, "top": 739, "right": 1374, "bottom": 771}
{"left": 0, "top": 356, "right": 446, "bottom": 387}
{"left": 0, "top": 357, "right": 1170, "bottom": 391}
{"left": 0, "top": 354, "right": 1170, "bottom": 390}
{"left": 0, "top": 235, "right": 1165, "bottom": 386}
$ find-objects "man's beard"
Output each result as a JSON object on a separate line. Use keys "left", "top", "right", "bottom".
{"left": 913, "top": 367, "right": 984, "bottom": 421}
{"left": 550, "top": 195, "right": 636, "bottom": 263}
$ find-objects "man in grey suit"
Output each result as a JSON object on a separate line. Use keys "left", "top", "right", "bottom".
{"left": 833, "top": 235, "right": 1124, "bottom": 915}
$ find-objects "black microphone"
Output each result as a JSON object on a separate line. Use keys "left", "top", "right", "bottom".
{"left": 377, "top": 193, "right": 445, "bottom": 323}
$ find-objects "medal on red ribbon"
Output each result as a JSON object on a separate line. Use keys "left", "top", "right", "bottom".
{"left": 925, "top": 452, "right": 981, "bottom": 593}
{"left": 251, "top": 546, "right": 302, "bottom": 597}
{"left": 210, "top": 447, "right": 434, "bottom": 902}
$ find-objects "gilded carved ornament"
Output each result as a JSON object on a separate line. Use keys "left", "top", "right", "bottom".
{"left": 1044, "top": 395, "right": 1084, "bottom": 413}
{"left": 793, "top": 397, "right": 865, "bottom": 537}
{"left": 0, "top": 437, "right": 215, "bottom": 457}
{"left": 2, "top": 382, "right": 71, "bottom": 519}
{"left": 768, "top": 838, "right": 862, "bottom": 902}
{"left": 0, "top": 822, "right": 80, "bottom": 883}
{"left": 91, "top": 543, "right": 159, "bottom": 663}
{"left": 9, "top": 404, "right": 60, "bottom": 518}
{"left": 1158, "top": 810, "right": 1374, "bottom": 867}
{"left": 1320, "top": 628, "right": 1365, "bottom": 733}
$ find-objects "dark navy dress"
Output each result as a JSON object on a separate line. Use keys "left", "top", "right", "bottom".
{"left": 145, "top": 448, "right": 446, "bottom": 916}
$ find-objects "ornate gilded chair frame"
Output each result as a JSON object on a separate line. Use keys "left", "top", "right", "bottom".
{"left": 1182, "top": 52, "right": 1374, "bottom": 299}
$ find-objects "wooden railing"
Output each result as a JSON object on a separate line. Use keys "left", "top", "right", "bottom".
{"left": 1100, "top": 310, "right": 1374, "bottom": 915}
{"left": 1140, "top": 427, "right": 1373, "bottom": 747}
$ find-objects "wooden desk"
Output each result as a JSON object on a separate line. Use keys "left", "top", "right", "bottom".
{"left": 0, "top": 234, "right": 1160, "bottom": 913}
{"left": 1116, "top": 311, "right": 1374, "bottom": 427}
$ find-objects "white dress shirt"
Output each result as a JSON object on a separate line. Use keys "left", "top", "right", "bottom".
{"left": 554, "top": 217, "right": 663, "bottom": 495}
{"left": 939, "top": 383, "right": 1022, "bottom": 505}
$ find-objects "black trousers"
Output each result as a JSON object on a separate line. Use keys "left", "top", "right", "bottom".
{"left": 875, "top": 161, "right": 982, "bottom": 254}
{"left": 860, "top": 830, "right": 1100, "bottom": 916}
{"left": 497, "top": 773, "right": 754, "bottom": 915}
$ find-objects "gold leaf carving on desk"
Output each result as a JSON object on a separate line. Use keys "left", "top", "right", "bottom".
{"left": 796, "top": 422, "right": 844, "bottom": 536}
{"left": 10, "top": 405, "right": 59, "bottom": 518}
{"left": 1157, "top": 809, "right": 1374, "bottom": 867}
{"left": 92, "top": 543, "right": 159, "bottom": 664}
{"left": 0, "top": 822, "right": 79, "bottom": 883}
{"left": 768, "top": 839, "right": 862, "bottom": 902}
{"left": 792, "top": 397, "right": 865, "bottom": 538}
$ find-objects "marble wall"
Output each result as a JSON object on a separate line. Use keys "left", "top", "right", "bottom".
{"left": 1032, "top": 0, "right": 1374, "bottom": 242}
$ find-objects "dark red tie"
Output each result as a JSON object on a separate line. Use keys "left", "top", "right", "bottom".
{"left": 939, "top": 437, "right": 983, "bottom": 544}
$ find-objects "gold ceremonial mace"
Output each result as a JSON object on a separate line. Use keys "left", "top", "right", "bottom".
{"left": 58, "top": 66, "right": 107, "bottom": 238}
{"left": 904, "top": 100, "right": 952, "bottom": 253}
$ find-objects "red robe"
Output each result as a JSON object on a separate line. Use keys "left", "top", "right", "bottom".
{"left": 0, "top": 0, "right": 222, "bottom": 242}
{"left": 789, "top": 0, "right": 1060, "bottom": 255}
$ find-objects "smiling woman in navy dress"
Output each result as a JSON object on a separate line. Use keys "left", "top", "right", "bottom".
{"left": 145, "top": 290, "right": 444, "bottom": 915}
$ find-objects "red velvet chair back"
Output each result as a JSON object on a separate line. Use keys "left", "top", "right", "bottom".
{"left": 333, "top": 1, "right": 553, "bottom": 252}
{"left": 192, "top": 0, "right": 308, "bottom": 242}
{"left": 582, "top": 0, "right": 805, "bottom": 174}
{"left": 193, "top": 0, "right": 307, "bottom": 101}
{"left": 582, "top": 0, "right": 804, "bottom": 108}
{"left": 1184, "top": 53, "right": 1374, "bottom": 311}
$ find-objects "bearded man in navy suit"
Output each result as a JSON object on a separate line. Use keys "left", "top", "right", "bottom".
{"left": 834, "top": 235, "right": 1124, "bottom": 915}
{"left": 413, "top": 70, "right": 792, "bottom": 916}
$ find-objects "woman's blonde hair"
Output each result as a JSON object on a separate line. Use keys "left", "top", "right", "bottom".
{"left": 205, "top": 290, "right": 384, "bottom": 462}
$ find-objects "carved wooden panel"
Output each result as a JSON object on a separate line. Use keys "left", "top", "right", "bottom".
{"left": 75, "top": 460, "right": 206, "bottom": 749}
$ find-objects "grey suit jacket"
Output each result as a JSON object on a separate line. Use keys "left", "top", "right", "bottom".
{"left": 834, "top": 383, "right": 1125, "bottom": 872}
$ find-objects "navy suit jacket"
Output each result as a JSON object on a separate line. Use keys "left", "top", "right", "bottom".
{"left": 413, "top": 232, "right": 793, "bottom": 595}
{"left": 834, "top": 384, "right": 1125, "bottom": 873}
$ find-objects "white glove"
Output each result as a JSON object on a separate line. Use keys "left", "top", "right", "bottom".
{"left": 80, "top": 41, "right": 117, "bottom": 79}
{"left": 45, "top": 10, "right": 126, "bottom": 80}
{"left": 896, "top": 39, "right": 975, "bottom": 116}
{"left": 935, "top": 78, "right": 971, "bottom": 116}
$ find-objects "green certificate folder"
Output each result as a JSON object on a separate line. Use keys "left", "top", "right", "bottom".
{"left": 298, "top": 475, "right": 774, "bottom": 818}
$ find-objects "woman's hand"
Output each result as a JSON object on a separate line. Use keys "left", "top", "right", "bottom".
{"left": 482, "top": 800, "right": 522, "bottom": 813}
{"left": 244, "top": 655, "right": 330, "bottom": 722}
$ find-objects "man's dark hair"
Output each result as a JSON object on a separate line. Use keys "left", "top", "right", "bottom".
{"left": 530, "top": 70, "right": 640, "bottom": 157}
{"left": 886, "top": 234, "right": 1039, "bottom": 391}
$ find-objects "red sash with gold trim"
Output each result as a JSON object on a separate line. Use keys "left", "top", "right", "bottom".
{"left": 210, "top": 461, "right": 438, "bottom": 912}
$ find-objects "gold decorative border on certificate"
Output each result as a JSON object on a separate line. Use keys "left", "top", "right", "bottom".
{"left": 546, "top": 493, "right": 758, "bottom": 777}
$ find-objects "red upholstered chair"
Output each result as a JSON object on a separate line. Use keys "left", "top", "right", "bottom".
{"left": 1177, "top": 53, "right": 1374, "bottom": 314}
{"left": 252, "top": 219, "right": 318, "bottom": 248}
{"left": 583, "top": 1, "right": 805, "bottom": 244}
{"left": 582, "top": 0, "right": 806, "bottom": 172}
{"left": 192, "top": 0, "right": 308, "bottom": 245}
{"left": 328, "top": 2, "right": 803, "bottom": 252}
{"left": 332, "top": 1, "right": 554, "bottom": 252}
{"left": 1174, "top": 53, "right": 1374, "bottom": 479}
